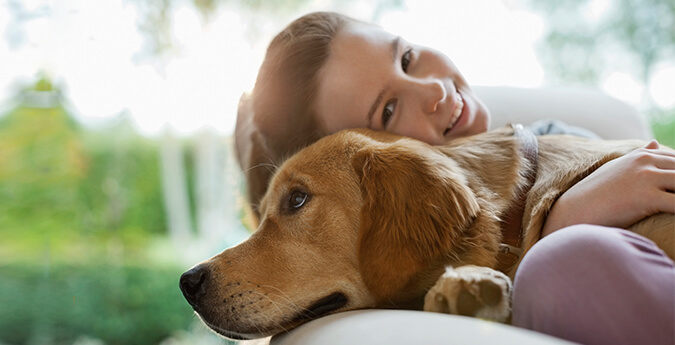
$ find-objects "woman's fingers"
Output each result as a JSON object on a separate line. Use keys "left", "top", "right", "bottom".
{"left": 652, "top": 155, "right": 675, "bottom": 169}
{"left": 627, "top": 143, "right": 675, "bottom": 169}
{"left": 654, "top": 188, "right": 675, "bottom": 214}
{"left": 642, "top": 140, "right": 675, "bottom": 159}
{"left": 644, "top": 140, "right": 660, "bottom": 150}
{"left": 644, "top": 141, "right": 675, "bottom": 214}
{"left": 645, "top": 168, "right": 675, "bottom": 214}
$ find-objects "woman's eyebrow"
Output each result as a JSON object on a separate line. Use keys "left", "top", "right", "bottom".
{"left": 367, "top": 36, "right": 401, "bottom": 127}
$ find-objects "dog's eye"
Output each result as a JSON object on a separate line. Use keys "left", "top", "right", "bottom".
{"left": 288, "top": 190, "right": 308, "bottom": 209}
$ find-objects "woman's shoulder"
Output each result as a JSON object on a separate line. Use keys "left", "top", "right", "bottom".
{"left": 527, "top": 119, "right": 600, "bottom": 139}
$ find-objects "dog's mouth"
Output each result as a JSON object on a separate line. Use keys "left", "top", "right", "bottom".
{"left": 199, "top": 318, "right": 251, "bottom": 341}
{"left": 291, "top": 291, "right": 349, "bottom": 323}
{"left": 200, "top": 291, "right": 349, "bottom": 340}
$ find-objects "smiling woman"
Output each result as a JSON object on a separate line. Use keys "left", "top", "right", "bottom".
{"left": 234, "top": 9, "right": 675, "bottom": 345}
{"left": 314, "top": 20, "right": 490, "bottom": 144}
{"left": 237, "top": 12, "right": 491, "bottom": 216}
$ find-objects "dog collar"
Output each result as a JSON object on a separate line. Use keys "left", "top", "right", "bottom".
{"left": 496, "top": 124, "right": 539, "bottom": 273}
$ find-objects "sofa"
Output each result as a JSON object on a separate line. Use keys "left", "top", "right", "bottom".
{"left": 268, "top": 86, "right": 654, "bottom": 345}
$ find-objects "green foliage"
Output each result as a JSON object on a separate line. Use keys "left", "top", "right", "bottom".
{"left": 0, "top": 77, "right": 217, "bottom": 343}
{"left": 130, "top": 0, "right": 314, "bottom": 60}
{"left": 0, "top": 263, "right": 194, "bottom": 345}
{"left": 78, "top": 118, "right": 167, "bottom": 236}
{"left": 651, "top": 110, "right": 675, "bottom": 149}
{"left": 603, "top": 0, "right": 675, "bottom": 77}
{"left": 0, "top": 94, "right": 84, "bottom": 222}
{"left": 526, "top": 0, "right": 675, "bottom": 84}
{"left": 526, "top": 0, "right": 675, "bottom": 146}
{"left": 0, "top": 79, "right": 168, "bottom": 262}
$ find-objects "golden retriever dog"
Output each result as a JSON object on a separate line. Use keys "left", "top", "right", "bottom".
{"left": 180, "top": 126, "right": 674, "bottom": 340}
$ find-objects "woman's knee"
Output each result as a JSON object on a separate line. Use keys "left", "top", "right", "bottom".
{"left": 512, "top": 224, "right": 675, "bottom": 345}
{"left": 511, "top": 225, "right": 615, "bottom": 321}
{"left": 517, "top": 224, "right": 630, "bottom": 272}
{"left": 515, "top": 224, "right": 673, "bottom": 282}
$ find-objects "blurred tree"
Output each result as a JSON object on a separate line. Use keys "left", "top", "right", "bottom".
{"left": 0, "top": 76, "right": 86, "bottom": 232}
{"left": 0, "top": 263, "right": 196, "bottom": 345}
{"left": 524, "top": 0, "right": 675, "bottom": 145}
{"left": 79, "top": 115, "right": 167, "bottom": 236}
{"left": 525, "top": 0, "right": 675, "bottom": 92}
{"left": 0, "top": 77, "right": 167, "bottom": 261}
{"left": 129, "top": 0, "right": 404, "bottom": 68}
{"left": 130, "top": 0, "right": 315, "bottom": 66}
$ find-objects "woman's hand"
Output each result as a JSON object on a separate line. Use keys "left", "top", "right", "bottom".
{"left": 541, "top": 141, "right": 675, "bottom": 237}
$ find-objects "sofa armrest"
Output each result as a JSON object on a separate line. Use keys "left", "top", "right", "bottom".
{"left": 474, "top": 86, "right": 653, "bottom": 140}
{"left": 271, "top": 310, "right": 577, "bottom": 345}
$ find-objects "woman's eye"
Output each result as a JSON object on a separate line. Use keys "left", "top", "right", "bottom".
{"left": 401, "top": 49, "right": 412, "bottom": 72}
{"left": 382, "top": 101, "right": 396, "bottom": 128}
{"left": 288, "top": 190, "right": 308, "bottom": 209}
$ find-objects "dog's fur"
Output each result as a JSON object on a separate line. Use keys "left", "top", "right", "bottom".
{"left": 181, "top": 127, "right": 674, "bottom": 340}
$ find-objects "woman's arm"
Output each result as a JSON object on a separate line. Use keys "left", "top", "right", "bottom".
{"left": 541, "top": 141, "right": 675, "bottom": 238}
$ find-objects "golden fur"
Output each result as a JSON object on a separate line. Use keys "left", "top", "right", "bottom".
{"left": 184, "top": 127, "right": 674, "bottom": 340}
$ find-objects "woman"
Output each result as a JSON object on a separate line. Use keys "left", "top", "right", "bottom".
{"left": 235, "top": 11, "right": 675, "bottom": 345}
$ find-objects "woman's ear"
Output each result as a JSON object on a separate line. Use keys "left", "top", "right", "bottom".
{"left": 352, "top": 140, "right": 480, "bottom": 302}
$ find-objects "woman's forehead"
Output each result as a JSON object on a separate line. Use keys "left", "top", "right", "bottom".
{"left": 339, "top": 22, "right": 396, "bottom": 47}
{"left": 315, "top": 24, "right": 397, "bottom": 133}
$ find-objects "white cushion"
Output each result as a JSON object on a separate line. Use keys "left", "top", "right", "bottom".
{"left": 271, "top": 310, "right": 578, "bottom": 345}
{"left": 476, "top": 86, "right": 653, "bottom": 140}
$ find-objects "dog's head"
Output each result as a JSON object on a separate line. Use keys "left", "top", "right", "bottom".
{"left": 180, "top": 129, "right": 479, "bottom": 339}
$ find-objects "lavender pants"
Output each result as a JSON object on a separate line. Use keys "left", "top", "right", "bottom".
{"left": 512, "top": 225, "right": 675, "bottom": 345}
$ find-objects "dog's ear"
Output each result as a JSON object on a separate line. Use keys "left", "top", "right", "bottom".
{"left": 352, "top": 140, "right": 480, "bottom": 302}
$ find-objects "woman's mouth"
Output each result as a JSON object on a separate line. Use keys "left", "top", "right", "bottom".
{"left": 444, "top": 91, "right": 464, "bottom": 136}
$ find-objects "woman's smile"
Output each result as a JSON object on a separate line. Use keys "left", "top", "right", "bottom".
{"left": 315, "top": 21, "right": 489, "bottom": 144}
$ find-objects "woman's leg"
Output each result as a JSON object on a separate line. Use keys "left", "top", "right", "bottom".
{"left": 512, "top": 224, "right": 675, "bottom": 345}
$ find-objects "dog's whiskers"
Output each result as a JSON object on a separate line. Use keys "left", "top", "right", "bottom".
{"left": 257, "top": 285, "right": 303, "bottom": 314}
{"left": 245, "top": 290, "right": 294, "bottom": 335}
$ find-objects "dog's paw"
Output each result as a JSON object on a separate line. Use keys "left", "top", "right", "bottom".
{"left": 423, "top": 265, "right": 512, "bottom": 322}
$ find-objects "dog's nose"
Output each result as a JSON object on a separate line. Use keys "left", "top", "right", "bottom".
{"left": 180, "top": 264, "right": 209, "bottom": 307}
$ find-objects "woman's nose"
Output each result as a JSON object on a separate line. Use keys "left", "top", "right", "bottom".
{"left": 415, "top": 78, "right": 446, "bottom": 114}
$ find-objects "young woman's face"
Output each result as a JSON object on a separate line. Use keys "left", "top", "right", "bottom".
{"left": 315, "top": 22, "right": 490, "bottom": 145}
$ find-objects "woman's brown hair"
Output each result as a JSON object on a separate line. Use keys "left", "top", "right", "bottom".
{"left": 235, "top": 12, "right": 355, "bottom": 218}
